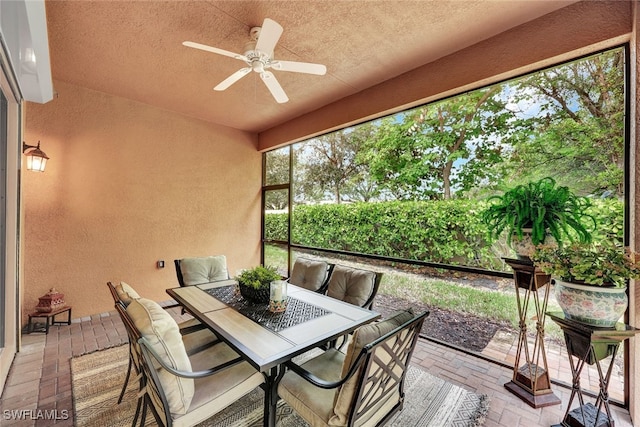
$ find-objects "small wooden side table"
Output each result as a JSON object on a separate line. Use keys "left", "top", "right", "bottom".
{"left": 503, "top": 258, "right": 560, "bottom": 408}
{"left": 548, "top": 312, "right": 638, "bottom": 427}
{"left": 27, "top": 306, "right": 72, "bottom": 334}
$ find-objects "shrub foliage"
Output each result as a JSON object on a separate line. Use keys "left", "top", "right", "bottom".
{"left": 264, "top": 198, "right": 622, "bottom": 271}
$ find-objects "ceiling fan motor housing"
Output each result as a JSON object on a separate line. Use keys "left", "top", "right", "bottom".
{"left": 244, "top": 49, "right": 271, "bottom": 73}
{"left": 243, "top": 40, "right": 257, "bottom": 54}
{"left": 244, "top": 25, "right": 273, "bottom": 70}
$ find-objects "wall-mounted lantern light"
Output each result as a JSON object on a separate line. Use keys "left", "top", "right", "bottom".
{"left": 23, "top": 141, "right": 49, "bottom": 172}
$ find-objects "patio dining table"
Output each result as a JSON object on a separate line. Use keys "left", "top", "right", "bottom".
{"left": 166, "top": 279, "right": 380, "bottom": 427}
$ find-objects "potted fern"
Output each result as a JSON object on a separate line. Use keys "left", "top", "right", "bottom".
{"left": 532, "top": 242, "right": 640, "bottom": 327}
{"left": 236, "top": 265, "right": 281, "bottom": 303}
{"left": 480, "top": 177, "right": 595, "bottom": 258}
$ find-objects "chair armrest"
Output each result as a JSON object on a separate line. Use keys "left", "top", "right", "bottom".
{"left": 138, "top": 337, "right": 243, "bottom": 379}
{"left": 286, "top": 310, "right": 430, "bottom": 389}
{"left": 284, "top": 350, "right": 367, "bottom": 390}
{"left": 162, "top": 302, "right": 181, "bottom": 310}
{"left": 361, "top": 271, "right": 383, "bottom": 309}
{"left": 179, "top": 323, "right": 208, "bottom": 335}
{"left": 185, "top": 338, "right": 223, "bottom": 356}
{"left": 317, "top": 263, "right": 334, "bottom": 294}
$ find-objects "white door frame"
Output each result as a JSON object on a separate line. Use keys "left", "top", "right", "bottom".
{"left": 0, "top": 40, "right": 23, "bottom": 392}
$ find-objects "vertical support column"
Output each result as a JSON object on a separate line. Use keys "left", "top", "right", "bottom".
{"left": 630, "top": 1, "right": 639, "bottom": 422}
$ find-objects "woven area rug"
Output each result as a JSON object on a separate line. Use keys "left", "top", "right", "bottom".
{"left": 71, "top": 345, "right": 489, "bottom": 427}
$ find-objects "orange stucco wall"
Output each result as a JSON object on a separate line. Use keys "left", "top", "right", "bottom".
{"left": 23, "top": 80, "right": 261, "bottom": 321}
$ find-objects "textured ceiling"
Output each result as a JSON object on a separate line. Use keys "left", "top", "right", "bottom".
{"left": 45, "top": 1, "right": 577, "bottom": 133}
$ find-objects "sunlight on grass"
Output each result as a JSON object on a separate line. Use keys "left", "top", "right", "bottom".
{"left": 264, "top": 244, "right": 288, "bottom": 266}
{"left": 263, "top": 244, "right": 565, "bottom": 341}
{"left": 264, "top": 244, "right": 289, "bottom": 275}
{"left": 380, "top": 271, "right": 564, "bottom": 341}
{"left": 380, "top": 274, "right": 518, "bottom": 325}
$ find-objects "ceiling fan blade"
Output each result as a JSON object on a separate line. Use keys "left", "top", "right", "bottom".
{"left": 260, "top": 71, "right": 288, "bottom": 103}
{"left": 255, "top": 18, "right": 283, "bottom": 55}
{"left": 214, "top": 68, "right": 251, "bottom": 91}
{"left": 183, "top": 41, "right": 248, "bottom": 61}
{"left": 271, "top": 60, "right": 327, "bottom": 75}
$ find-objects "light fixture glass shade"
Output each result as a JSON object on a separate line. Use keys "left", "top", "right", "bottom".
{"left": 25, "top": 143, "right": 49, "bottom": 172}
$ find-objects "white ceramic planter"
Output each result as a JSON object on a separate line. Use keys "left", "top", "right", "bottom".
{"left": 511, "top": 229, "right": 555, "bottom": 260}
{"left": 512, "top": 230, "right": 535, "bottom": 259}
{"left": 553, "top": 279, "right": 628, "bottom": 327}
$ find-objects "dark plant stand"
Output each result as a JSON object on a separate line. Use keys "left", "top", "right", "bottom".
{"left": 548, "top": 312, "right": 638, "bottom": 427}
{"left": 27, "top": 306, "right": 72, "bottom": 334}
{"left": 503, "top": 258, "right": 560, "bottom": 408}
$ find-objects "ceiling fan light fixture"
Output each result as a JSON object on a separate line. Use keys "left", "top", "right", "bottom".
{"left": 251, "top": 61, "right": 265, "bottom": 73}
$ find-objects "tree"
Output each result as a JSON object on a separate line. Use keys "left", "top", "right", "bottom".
{"left": 264, "top": 148, "right": 289, "bottom": 210}
{"left": 508, "top": 48, "right": 625, "bottom": 196}
{"left": 363, "top": 86, "right": 515, "bottom": 200}
{"left": 296, "top": 123, "right": 380, "bottom": 203}
{"left": 265, "top": 147, "right": 289, "bottom": 185}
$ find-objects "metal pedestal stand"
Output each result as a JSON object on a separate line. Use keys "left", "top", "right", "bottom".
{"left": 549, "top": 312, "right": 638, "bottom": 427}
{"left": 503, "top": 258, "right": 561, "bottom": 408}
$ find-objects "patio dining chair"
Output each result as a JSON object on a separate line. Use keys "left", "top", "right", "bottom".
{"left": 174, "top": 255, "right": 229, "bottom": 287}
{"left": 113, "top": 301, "right": 148, "bottom": 424}
{"left": 324, "top": 265, "right": 383, "bottom": 349}
{"left": 130, "top": 298, "right": 264, "bottom": 427}
{"left": 174, "top": 255, "right": 230, "bottom": 314}
{"left": 108, "top": 282, "right": 219, "bottom": 405}
{"left": 326, "top": 265, "right": 382, "bottom": 310}
{"left": 107, "top": 281, "right": 207, "bottom": 335}
{"left": 288, "top": 257, "right": 334, "bottom": 293}
{"left": 278, "top": 309, "right": 429, "bottom": 427}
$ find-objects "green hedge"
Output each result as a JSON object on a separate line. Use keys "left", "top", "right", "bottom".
{"left": 587, "top": 198, "right": 624, "bottom": 242}
{"left": 264, "top": 212, "right": 288, "bottom": 241}
{"left": 264, "top": 198, "right": 623, "bottom": 270}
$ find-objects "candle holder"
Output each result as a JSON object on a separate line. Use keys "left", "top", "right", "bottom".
{"left": 269, "top": 280, "right": 288, "bottom": 313}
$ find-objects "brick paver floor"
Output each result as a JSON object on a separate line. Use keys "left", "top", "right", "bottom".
{"left": 0, "top": 307, "right": 634, "bottom": 427}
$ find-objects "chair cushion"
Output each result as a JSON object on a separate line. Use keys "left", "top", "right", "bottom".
{"left": 173, "top": 344, "right": 264, "bottom": 427}
{"left": 326, "top": 265, "right": 376, "bottom": 307}
{"left": 290, "top": 258, "right": 329, "bottom": 291}
{"left": 115, "top": 281, "right": 141, "bottom": 306}
{"left": 127, "top": 298, "right": 194, "bottom": 416}
{"left": 278, "top": 349, "right": 345, "bottom": 427}
{"left": 180, "top": 255, "right": 228, "bottom": 286}
{"left": 331, "top": 309, "right": 415, "bottom": 426}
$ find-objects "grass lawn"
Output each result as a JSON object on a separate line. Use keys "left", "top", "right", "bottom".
{"left": 380, "top": 272, "right": 564, "bottom": 341}
{"left": 264, "top": 244, "right": 565, "bottom": 341}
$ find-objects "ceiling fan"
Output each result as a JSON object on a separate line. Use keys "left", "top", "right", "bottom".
{"left": 183, "top": 18, "right": 327, "bottom": 104}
